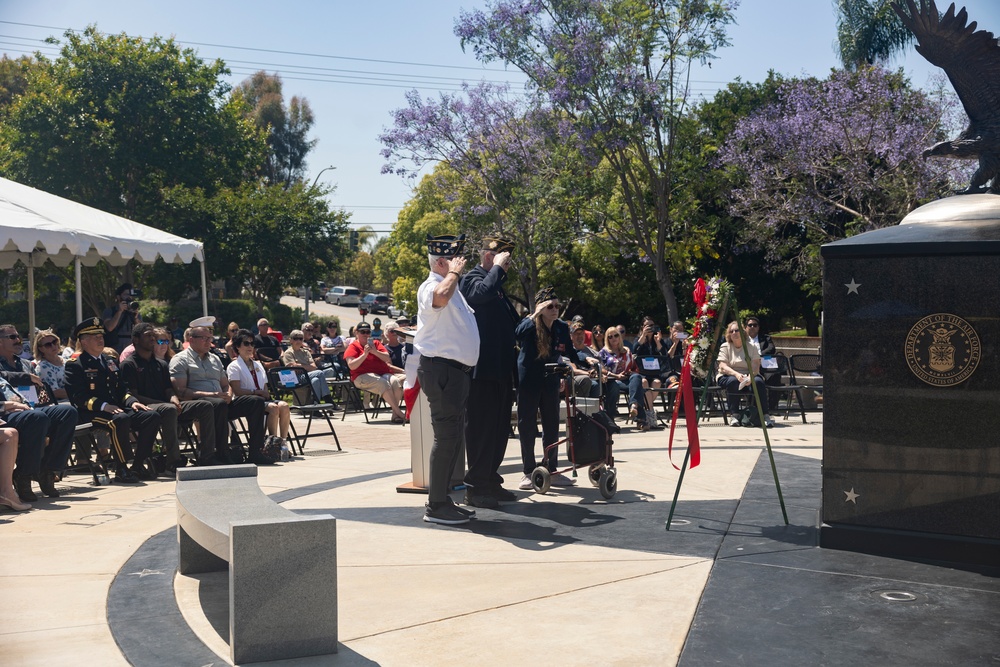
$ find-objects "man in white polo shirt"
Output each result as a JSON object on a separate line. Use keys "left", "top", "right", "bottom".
{"left": 414, "top": 234, "right": 480, "bottom": 526}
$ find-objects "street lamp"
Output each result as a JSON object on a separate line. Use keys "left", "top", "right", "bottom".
{"left": 310, "top": 165, "right": 336, "bottom": 189}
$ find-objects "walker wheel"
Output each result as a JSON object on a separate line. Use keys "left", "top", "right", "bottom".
{"left": 599, "top": 469, "right": 617, "bottom": 500}
{"left": 530, "top": 466, "right": 551, "bottom": 494}
{"left": 588, "top": 464, "right": 603, "bottom": 487}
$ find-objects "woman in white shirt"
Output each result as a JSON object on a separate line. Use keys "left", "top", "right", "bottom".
{"left": 227, "top": 329, "right": 291, "bottom": 449}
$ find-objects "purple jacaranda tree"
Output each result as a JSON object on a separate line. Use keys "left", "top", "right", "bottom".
{"left": 718, "top": 66, "right": 966, "bottom": 298}
{"left": 380, "top": 81, "right": 600, "bottom": 305}
{"left": 455, "top": 0, "right": 738, "bottom": 322}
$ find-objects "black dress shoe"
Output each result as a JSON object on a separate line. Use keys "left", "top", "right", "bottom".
{"left": 14, "top": 473, "right": 37, "bottom": 502}
{"left": 490, "top": 486, "right": 518, "bottom": 502}
{"left": 464, "top": 490, "right": 499, "bottom": 509}
{"left": 35, "top": 468, "right": 60, "bottom": 498}
{"left": 130, "top": 462, "right": 156, "bottom": 481}
{"left": 248, "top": 451, "right": 277, "bottom": 466}
{"left": 114, "top": 466, "right": 140, "bottom": 484}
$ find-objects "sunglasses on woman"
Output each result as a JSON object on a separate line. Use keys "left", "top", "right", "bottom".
{"left": 41, "top": 339, "right": 59, "bottom": 349}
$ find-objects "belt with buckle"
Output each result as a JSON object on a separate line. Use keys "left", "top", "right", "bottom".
{"left": 423, "top": 356, "right": 473, "bottom": 374}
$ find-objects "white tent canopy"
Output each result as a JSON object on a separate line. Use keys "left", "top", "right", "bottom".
{"left": 0, "top": 176, "right": 207, "bottom": 334}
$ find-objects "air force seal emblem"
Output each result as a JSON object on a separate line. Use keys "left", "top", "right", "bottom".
{"left": 904, "top": 313, "right": 980, "bottom": 387}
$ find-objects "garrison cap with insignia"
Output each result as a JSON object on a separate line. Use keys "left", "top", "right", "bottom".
{"left": 535, "top": 286, "right": 558, "bottom": 304}
{"left": 74, "top": 317, "right": 105, "bottom": 338}
{"left": 426, "top": 234, "right": 466, "bottom": 257}
{"left": 482, "top": 233, "right": 515, "bottom": 254}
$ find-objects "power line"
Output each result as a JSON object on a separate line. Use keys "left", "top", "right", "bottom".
{"left": 0, "top": 20, "right": 518, "bottom": 73}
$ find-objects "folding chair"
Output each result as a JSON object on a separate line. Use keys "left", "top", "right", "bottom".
{"left": 765, "top": 354, "right": 807, "bottom": 423}
{"left": 268, "top": 367, "right": 342, "bottom": 451}
{"left": 328, "top": 377, "right": 370, "bottom": 423}
{"left": 790, "top": 353, "right": 824, "bottom": 410}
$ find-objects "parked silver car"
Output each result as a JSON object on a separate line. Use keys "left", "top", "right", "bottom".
{"left": 324, "top": 286, "right": 361, "bottom": 306}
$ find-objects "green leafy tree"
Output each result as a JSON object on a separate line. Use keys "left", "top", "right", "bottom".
{"left": 0, "top": 55, "right": 38, "bottom": 110}
{"left": 163, "top": 183, "right": 349, "bottom": 312}
{"left": 456, "top": 0, "right": 738, "bottom": 322}
{"left": 374, "top": 166, "right": 467, "bottom": 315}
{"left": 234, "top": 71, "right": 317, "bottom": 187}
{"left": 0, "top": 26, "right": 266, "bottom": 305}
{"left": 2, "top": 26, "right": 265, "bottom": 220}
{"left": 835, "top": 0, "right": 915, "bottom": 70}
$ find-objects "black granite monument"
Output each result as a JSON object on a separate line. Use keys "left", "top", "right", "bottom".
{"left": 820, "top": 195, "right": 1000, "bottom": 566}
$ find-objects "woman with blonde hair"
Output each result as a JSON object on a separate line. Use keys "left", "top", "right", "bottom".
{"left": 599, "top": 325, "right": 655, "bottom": 430}
{"left": 514, "top": 287, "right": 574, "bottom": 489}
{"left": 33, "top": 329, "right": 68, "bottom": 401}
{"left": 716, "top": 321, "right": 773, "bottom": 428}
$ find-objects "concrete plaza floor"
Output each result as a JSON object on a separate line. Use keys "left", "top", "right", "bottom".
{"left": 2, "top": 408, "right": 998, "bottom": 666}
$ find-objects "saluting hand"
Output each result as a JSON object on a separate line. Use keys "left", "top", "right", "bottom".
{"left": 448, "top": 256, "right": 466, "bottom": 275}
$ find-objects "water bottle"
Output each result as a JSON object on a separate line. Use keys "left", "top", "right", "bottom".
{"left": 280, "top": 442, "right": 291, "bottom": 462}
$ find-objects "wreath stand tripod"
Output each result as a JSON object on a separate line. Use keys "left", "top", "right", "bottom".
{"left": 665, "top": 295, "right": 788, "bottom": 530}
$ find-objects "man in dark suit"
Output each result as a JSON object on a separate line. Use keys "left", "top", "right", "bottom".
{"left": 459, "top": 233, "right": 520, "bottom": 508}
{"left": 64, "top": 317, "right": 162, "bottom": 483}
{"left": 745, "top": 316, "right": 781, "bottom": 410}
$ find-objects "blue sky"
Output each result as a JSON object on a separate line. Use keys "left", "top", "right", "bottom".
{"left": 1, "top": 0, "right": 998, "bottom": 235}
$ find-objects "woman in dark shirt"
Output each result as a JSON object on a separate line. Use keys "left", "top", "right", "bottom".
{"left": 514, "top": 287, "right": 574, "bottom": 489}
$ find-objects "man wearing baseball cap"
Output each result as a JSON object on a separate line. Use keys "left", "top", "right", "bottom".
{"left": 414, "top": 234, "right": 480, "bottom": 525}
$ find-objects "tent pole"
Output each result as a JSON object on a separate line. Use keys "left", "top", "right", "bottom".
{"left": 75, "top": 258, "right": 82, "bottom": 322}
{"left": 200, "top": 258, "right": 208, "bottom": 317}
{"left": 27, "top": 254, "right": 35, "bottom": 337}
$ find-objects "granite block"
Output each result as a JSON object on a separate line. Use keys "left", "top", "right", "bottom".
{"left": 230, "top": 515, "right": 338, "bottom": 664}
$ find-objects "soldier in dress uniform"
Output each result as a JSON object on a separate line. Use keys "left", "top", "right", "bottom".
{"left": 64, "top": 318, "right": 161, "bottom": 483}
{"left": 459, "top": 233, "right": 520, "bottom": 508}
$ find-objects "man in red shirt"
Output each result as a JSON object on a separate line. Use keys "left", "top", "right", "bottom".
{"left": 344, "top": 322, "right": 407, "bottom": 423}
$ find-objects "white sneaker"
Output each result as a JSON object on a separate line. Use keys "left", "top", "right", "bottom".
{"left": 764, "top": 416, "right": 775, "bottom": 428}
{"left": 550, "top": 472, "right": 575, "bottom": 487}
{"left": 518, "top": 475, "right": 534, "bottom": 490}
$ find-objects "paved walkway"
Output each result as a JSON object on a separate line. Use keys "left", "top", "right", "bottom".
{"left": 2, "top": 410, "right": 997, "bottom": 666}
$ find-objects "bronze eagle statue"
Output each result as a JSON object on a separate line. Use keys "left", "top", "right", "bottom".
{"left": 893, "top": 0, "right": 1000, "bottom": 194}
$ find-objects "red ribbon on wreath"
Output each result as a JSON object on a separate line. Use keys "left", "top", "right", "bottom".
{"left": 666, "top": 279, "right": 707, "bottom": 470}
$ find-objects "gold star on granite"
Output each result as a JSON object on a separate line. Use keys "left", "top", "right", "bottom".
{"left": 845, "top": 278, "right": 861, "bottom": 295}
{"left": 844, "top": 488, "right": 860, "bottom": 504}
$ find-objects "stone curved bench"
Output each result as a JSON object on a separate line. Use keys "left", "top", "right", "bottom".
{"left": 176, "top": 464, "right": 338, "bottom": 664}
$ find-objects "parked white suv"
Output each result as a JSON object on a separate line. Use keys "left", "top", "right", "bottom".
{"left": 325, "top": 286, "right": 361, "bottom": 306}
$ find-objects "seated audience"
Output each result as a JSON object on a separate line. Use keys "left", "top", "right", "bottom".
{"left": 598, "top": 326, "right": 657, "bottom": 431}
{"left": 633, "top": 319, "right": 669, "bottom": 413}
{"left": 33, "top": 329, "right": 68, "bottom": 401}
{"left": 281, "top": 330, "right": 336, "bottom": 402}
{"left": 568, "top": 322, "right": 601, "bottom": 398}
{"left": 744, "top": 315, "right": 782, "bottom": 410}
{"left": 121, "top": 323, "right": 215, "bottom": 470}
{"left": 153, "top": 327, "right": 175, "bottom": 361}
{"left": 223, "top": 321, "right": 240, "bottom": 359}
{"left": 170, "top": 325, "right": 272, "bottom": 465}
{"left": 253, "top": 318, "right": 283, "bottom": 369}
{"left": 228, "top": 329, "right": 291, "bottom": 452}
{"left": 716, "top": 321, "right": 773, "bottom": 427}
{"left": 65, "top": 318, "right": 161, "bottom": 483}
{"left": 383, "top": 322, "right": 405, "bottom": 368}
{"left": 344, "top": 322, "right": 407, "bottom": 423}
{"left": 570, "top": 315, "right": 593, "bottom": 346}
{"left": 320, "top": 320, "right": 346, "bottom": 376}
{"left": 0, "top": 323, "right": 78, "bottom": 498}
